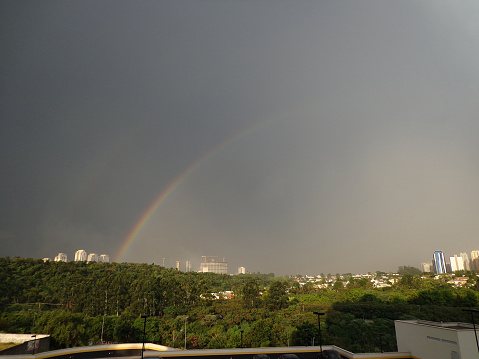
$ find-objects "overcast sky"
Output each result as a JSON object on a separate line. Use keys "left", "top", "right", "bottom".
{"left": 2, "top": 1, "right": 479, "bottom": 275}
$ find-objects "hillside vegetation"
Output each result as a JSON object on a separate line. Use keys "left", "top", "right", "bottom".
{"left": 1, "top": 257, "right": 479, "bottom": 353}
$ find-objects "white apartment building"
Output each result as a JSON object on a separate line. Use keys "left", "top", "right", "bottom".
{"left": 87, "top": 253, "right": 98, "bottom": 262}
{"left": 460, "top": 253, "right": 471, "bottom": 271}
{"left": 449, "top": 255, "right": 464, "bottom": 272}
{"left": 74, "top": 250, "right": 87, "bottom": 261}
{"left": 421, "top": 262, "right": 432, "bottom": 272}
{"left": 54, "top": 253, "right": 67, "bottom": 262}
{"left": 471, "top": 251, "right": 479, "bottom": 271}
{"left": 98, "top": 254, "right": 110, "bottom": 262}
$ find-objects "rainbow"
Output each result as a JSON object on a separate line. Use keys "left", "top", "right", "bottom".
{"left": 114, "top": 98, "right": 317, "bottom": 262}
{"left": 114, "top": 121, "right": 264, "bottom": 262}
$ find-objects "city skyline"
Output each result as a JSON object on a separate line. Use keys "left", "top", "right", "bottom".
{"left": 21, "top": 246, "right": 479, "bottom": 276}
{"left": 423, "top": 249, "right": 479, "bottom": 274}
{"left": 3, "top": 2, "right": 479, "bottom": 276}
{"left": 49, "top": 250, "right": 110, "bottom": 263}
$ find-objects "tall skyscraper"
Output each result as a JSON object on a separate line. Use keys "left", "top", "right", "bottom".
{"left": 460, "top": 253, "right": 470, "bottom": 271}
{"left": 471, "top": 251, "right": 479, "bottom": 271}
{"left": 420, "top": 262, "right": 432, "bottom": 273}
{"left": 87, "top": 253, "right": 98, "bottom": 262}
{"left": 185, "top": 261, "right": 191, "bottom": 272}
{"left": 433, "top": 250, "right": 447, "bottom": 274}
{"left": 54, "top": 253, "right": 67, "bottom": 262}
{"left": 450, "top": 255, "right": 464, "bottom": 272}
{"left": 176, "top": 261, "right": 180, "bottom": 271}
{"left": 75, "top": 250, "right": 87, "bottom": 261}
{"left": 238, "top": 266, "right": 246, "bottom": 274}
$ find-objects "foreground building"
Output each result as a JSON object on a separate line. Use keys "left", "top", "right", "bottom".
{"left": 395, "top": 319, "right": 479, "bottom": 359}
{"left": 5, "top": 319, "right": 479, "bottom": 358}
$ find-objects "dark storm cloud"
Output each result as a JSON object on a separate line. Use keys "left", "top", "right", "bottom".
{"left": 2, "top": 1, "right": 479, "bottom": 274}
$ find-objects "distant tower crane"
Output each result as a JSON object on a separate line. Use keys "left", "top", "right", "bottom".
{"left": 202, "top": 255, "right": 218, "bottom": 263}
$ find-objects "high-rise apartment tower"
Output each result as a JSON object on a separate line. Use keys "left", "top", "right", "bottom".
{"left": 450, "top": 255, "right": 464, "bottom": 272}
{"left": 471, "top": 251, "right": 479, "bottom": 271}
{"left": 54, "top": 253, "right": 67, "bottom": 262}
{"left": 75, "top": 250, "right": 87, "bottom": 261}
{"left": 433, "top": 250, "right": 447, "bottom": 274}
{"left": 460, "top": 252, "right": 471, "bottom": 271}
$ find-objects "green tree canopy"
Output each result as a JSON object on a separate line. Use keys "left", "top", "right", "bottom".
{"left": 397, "top": 265, "right": 422, "bottom": 276}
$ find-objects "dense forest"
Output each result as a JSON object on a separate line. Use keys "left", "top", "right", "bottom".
{"left": 1, "top": 257, "right": 479, "bottom": 353}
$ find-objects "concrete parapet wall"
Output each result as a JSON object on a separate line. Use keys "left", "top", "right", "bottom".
{"left": 0, "top": 334, "right": 48, "bottom": 344}
{"left": 0, "top": 334, "right": 50, "bottom": 356}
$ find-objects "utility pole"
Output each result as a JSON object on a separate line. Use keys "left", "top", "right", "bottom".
{"left": 184, "top": 317, "right": 188, "bottom": 349}
{"left": 141, "top": 315, "right": 148, "bottom": 359}
{"left": 313, "top": 312, "right": 325, "bottom": 358}
{"left": 463, "top": 308, "right": 479, "bottom": 355}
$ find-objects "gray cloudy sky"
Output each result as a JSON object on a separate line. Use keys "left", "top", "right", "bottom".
{"left": 2, "top": 1, "right": 479, "bottom": 275}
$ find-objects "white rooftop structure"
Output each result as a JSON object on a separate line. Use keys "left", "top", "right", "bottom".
{"left": 395, "top": 319, "right": 479, "bottom": 359}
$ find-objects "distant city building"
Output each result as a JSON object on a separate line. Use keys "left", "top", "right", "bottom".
{"left": 238, "top": 266, "right": 246, "bottom": 274}
{"left": 43, "top": 258, "right": 51, "bottom": 262}
{"left": 54, "top": 253, "right": 67, "bottom": 262}
{"left": 74, "top": 250, "right": 87, "bottom": 262}
{"left": 460, "top": 252, "right": 471, "bottom": 271}
{"left": 200, "top": 257, "right": 227, "bottom": 274}
{"left": 450, "top": 255, "right": 464, "bottom": 272}
{"left": 471, "top": 250, "right": 479, "bottom": 271}
{"left": 420, "top": 262, "right": 432, "bottom": 273}
{"left": 87, "top": 253, "right": 98, "bottom": 262}
{"left": 433, "top": 250, "right": 446, "bottom": 274}
{"left": 98, "top": 254, "right": 110, "bottom": 263}
{"left": 176, "top": 261, "right": 180, "bottom": 271}
{"left": 185, "top": 261, "right": 191, "bottom": 272}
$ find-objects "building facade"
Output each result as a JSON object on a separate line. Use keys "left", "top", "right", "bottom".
{"left": 74, "top": 250, "right": 87, "bottom": 262}
{"left": 395, "top": 319, "right": 479, "bottom": 359}
{"left": 421, "top": 262, "right": 432, "bottom": 273}
{"left": 470, "top": 250, "right": 479, "bottom": 271}
{"left": 449, "top": 255, "right": 464, "bottom": 272}
{"left": 54, "top": 253, "right": 67, "bottom": 262}
{"left": 460, "top": 252, "right": 470, "bottom": 271}
{"left": 433, "top": 251, "right": 447, "bottom": 274}
{"left": 200, "top": 259, "right": 227, "bottom": 274}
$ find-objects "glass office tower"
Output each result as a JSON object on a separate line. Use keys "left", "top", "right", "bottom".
{"left": 433, "top": 250, "right": 447, "bottom": 274}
